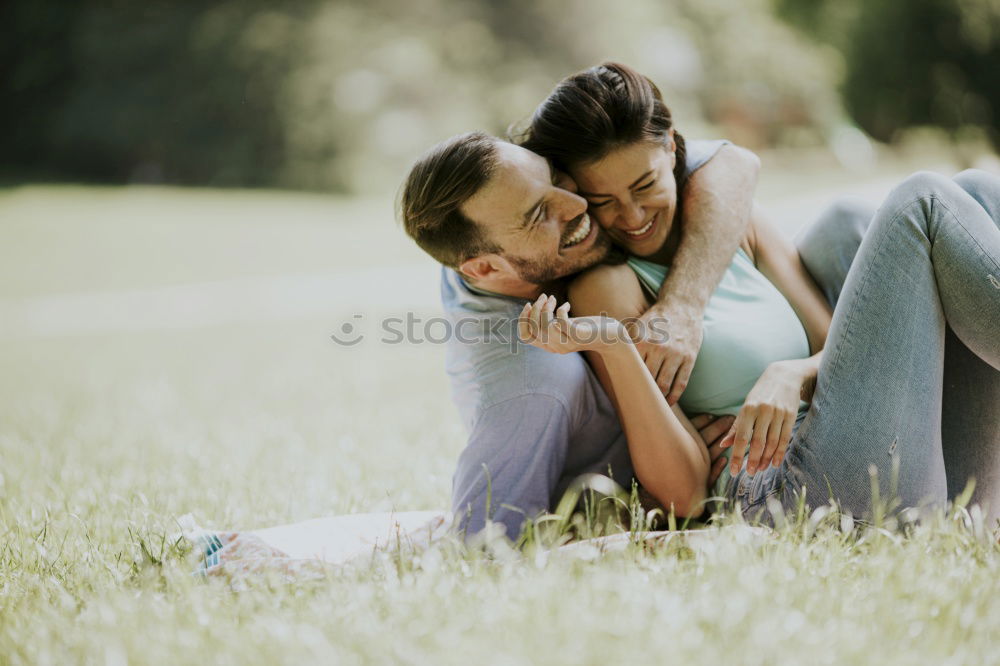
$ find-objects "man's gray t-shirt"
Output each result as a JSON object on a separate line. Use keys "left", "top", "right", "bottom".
{"left": 442, "top": 139, "right": 730, "bottom": 539}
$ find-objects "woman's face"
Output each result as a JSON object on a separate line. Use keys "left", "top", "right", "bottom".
{"left": 569, "top": 137, "right": 677, "bottom": 258}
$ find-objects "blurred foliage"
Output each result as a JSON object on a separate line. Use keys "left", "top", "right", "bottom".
{"left": 6, "top": 0, "right": 950, "bottom": 193}
{"left": 2, "top": 2, "right": 307, "bottom": 187}
{"left": 775, "top": 0, "right": 1000, "bottom": 149}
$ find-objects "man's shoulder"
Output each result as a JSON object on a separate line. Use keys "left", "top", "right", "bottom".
{"left": 684, "top": 138, "right": 731, "bottom": 176}
{"left": 446, "top": 320, "right": 595, "bottom": 413}
{"left": 438, "top": 268, "right": 596, "bottom": 416}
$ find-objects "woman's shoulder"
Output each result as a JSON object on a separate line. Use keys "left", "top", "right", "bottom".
{"left": 568, "top": 261, "right": 649, "bottom": 318}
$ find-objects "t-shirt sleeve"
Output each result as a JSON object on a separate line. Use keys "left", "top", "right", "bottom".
{"left": 451, "top": 393, "right": 571, "bottom": 542}
{"left": 683, "top": 139, "right": 731, "bottom": 176}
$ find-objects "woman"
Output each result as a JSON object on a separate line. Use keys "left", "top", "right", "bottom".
{"left": 517, "top": 62, "right": 1000, "bottom": 524}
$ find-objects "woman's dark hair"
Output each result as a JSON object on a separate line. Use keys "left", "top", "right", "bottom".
{"left": 518, "top": 62, "right": 687, "bottom": 191}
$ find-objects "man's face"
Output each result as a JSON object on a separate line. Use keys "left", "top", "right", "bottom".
{"left": 460, "top": 142, "right": 611, "bottom": 286}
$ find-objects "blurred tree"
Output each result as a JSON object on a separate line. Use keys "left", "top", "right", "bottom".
{"left": 3, "top": 2, "right": 308, "bottom": 187}
{"left": 2, "top": 0, "right": 846, "bottom": 192}
{"left": 776, "top": 0, "right": 1000, "bottom": 149}
{"left": 1, "top": 1, "right": 86, "bottom": 180}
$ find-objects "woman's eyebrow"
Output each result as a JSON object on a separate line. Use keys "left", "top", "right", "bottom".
{"left": 578, "top": 169, "right": 655, "bottom": 197}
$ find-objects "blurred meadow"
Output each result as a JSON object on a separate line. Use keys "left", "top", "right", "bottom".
{"left": 3, "top": 0, "right": 1000, "bottom": 664}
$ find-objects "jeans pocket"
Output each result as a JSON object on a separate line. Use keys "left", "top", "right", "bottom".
{"left": 742, "top": 467, "right": 783, "bottom": 511}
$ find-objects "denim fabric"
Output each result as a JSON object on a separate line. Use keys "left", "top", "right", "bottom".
{"left": 728, "top": 171, "right": 1000, "bottom": 523}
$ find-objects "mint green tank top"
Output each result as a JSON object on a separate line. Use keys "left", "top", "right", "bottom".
{"left": 627, "top": 247, "right": 811, "bottom": 496}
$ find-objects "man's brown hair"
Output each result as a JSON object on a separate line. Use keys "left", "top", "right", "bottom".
{"left": 399, "top": 132, "right": 502, "bottom": 269}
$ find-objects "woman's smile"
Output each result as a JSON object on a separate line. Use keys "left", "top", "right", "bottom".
{"left": 624, "top": 217, "right": 654, "bottom": 237}
{"left": 612, "top": 205, "right": 674, "bottom": 259}
{"left": 620, "top": 211, "right": 659, "bottom": 241}
{"left": 571, "top": 140, "right": 679, "bottom": 259}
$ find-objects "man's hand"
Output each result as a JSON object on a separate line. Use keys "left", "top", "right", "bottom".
{"left": 633, "top": 303, "right": 704, "bottom": 405}
{"left": 689, "top": 412, "right": 735, "bottom": 486}
{"left": 643, "top": 143, "right": 759, "bottom": 405}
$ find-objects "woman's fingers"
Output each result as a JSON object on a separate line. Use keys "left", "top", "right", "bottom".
{"left": 758, "top": 412, "right": 785, "bottom": 470}
{"left": 554, "top": 301, "right": 572, "bottom": 344}
{"left": 531, "top": 293, "right": 548, "bottom": 342}
{"left": 556, "top": 301, "right": 571, "bottom": 321}
{"left": 727, "top": 411, "right": 755, "bottom": 477}
{"left": 519, "top": 294, "right": 549, "bottom": 345}
{"left": 517, "top": 302, "right": 532, "bottom": 343}
{"left": 771, "top": 416, "right": 795, "bottom": 468}
{"left": 539, "top": 294, "right": 555, "bottom": 331}
{"left": 745, "top": 407, "right": 773, "bottom": 475}
{"left": 520, "top": 294, "right": 584, "bottom": 353}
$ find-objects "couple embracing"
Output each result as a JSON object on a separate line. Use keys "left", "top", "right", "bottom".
{"left": 400, "top": 63, "right": 1000, "bottom": 542}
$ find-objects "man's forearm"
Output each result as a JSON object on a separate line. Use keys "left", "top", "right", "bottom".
{"left": 656, "top": 145, "right": 760, "bottom": 313}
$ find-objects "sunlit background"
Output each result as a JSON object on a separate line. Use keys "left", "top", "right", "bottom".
{"left": 2, "top": 2, "right": 1000, "bottom": 662}
{"left": 5, "top": 0, "right": 1000, "bottom": 193}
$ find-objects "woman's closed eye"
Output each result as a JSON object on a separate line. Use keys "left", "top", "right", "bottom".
{"left": 587, "top": 180, "right": 655, "bottom": 209}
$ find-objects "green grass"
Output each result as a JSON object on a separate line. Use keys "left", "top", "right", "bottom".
{"left": 2, "top": 183, "right": 999, "bottom": 665}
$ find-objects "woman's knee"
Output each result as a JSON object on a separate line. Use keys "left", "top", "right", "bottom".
{"left": 887, "top": 171, "right": 956, "bottom": 206}
{"left": 796, "top": 196, "right": 874, "bottom": 254}
{"left": 821, "top": 196, "right": 875, "bottom": 238}
{"left": 953, "top": 169, "right": 1000, "bottom": 206}
{"left": 954, "top": 168, "right": 996, "bottom": 190}
{"left": 875, "top": 171, "right": 964, "bottom": 234}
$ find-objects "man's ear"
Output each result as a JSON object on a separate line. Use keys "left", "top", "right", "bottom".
{"left": 458, "top": 254, "right": 514, "bottom": 283}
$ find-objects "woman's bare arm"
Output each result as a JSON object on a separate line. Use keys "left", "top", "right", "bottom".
{"left": 640, "top": 144, "right": 760, "bottom": 404}
{"left": 721, "top": 205, "right": 835, "bottom": 474}
{"left": 747, "top": 204, "right": 833, "bottom": 401}
{"left": 564, "top": 266, "right": 711, "bottom": 516}
{"left": 747, "top": 203, "right": 833, "bottom": 354}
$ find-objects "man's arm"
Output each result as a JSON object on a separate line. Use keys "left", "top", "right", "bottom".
{"left": 451, "top": 394, "right": 571, "bottom": 543}
{"left": 639, "top": 144, "right": 760, "bottom": 404}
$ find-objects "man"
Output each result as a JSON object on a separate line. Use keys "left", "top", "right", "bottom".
{"left": 399, "top": 131, "right": 760, "bottom": 539}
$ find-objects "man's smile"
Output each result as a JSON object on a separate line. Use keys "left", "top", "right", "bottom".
{"left": 560, "top": 212, "right": 593, "bottom": 249}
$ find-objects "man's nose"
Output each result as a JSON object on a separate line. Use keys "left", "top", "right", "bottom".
{"left": 559, "top": 189, "right": 588, "bottom": 220}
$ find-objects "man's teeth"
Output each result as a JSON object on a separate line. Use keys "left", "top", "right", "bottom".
{"left": 562, "top": 214, "right": 591, "bottom": 248}
{"left": 625, "top": 218, "right": 655, "bottom": 237}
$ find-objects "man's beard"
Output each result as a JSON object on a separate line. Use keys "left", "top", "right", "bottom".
{"left": 505, "top": 233, "right": 612, "bottom": 285}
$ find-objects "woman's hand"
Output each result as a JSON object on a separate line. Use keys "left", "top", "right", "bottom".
{"left": 721, "top": 360, "right": 804, "bottom": 476}
{"left": 518, "top": 293, "right": 626, "bottom": 355}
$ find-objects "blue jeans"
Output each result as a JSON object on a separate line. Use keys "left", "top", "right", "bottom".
{"left": 729, "top": 170, "right": 1000, "bottom": 524}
